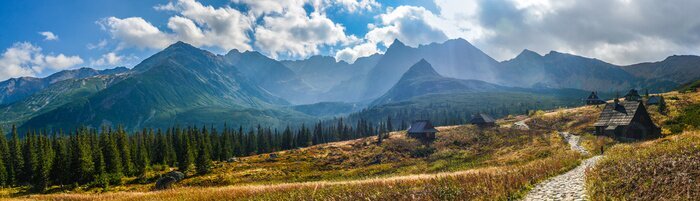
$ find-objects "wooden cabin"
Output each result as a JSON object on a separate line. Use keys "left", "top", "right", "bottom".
{"left": 646, "top": 96, "right": 662, "bottom": 105}
{"left": 407, "top": 120, "right": 438, "bottom": 141}
{"left": 593, "top": 99, "right": 661, "bottom": 140}
{"left": 623, "top": 89, "right": 642, "bottom": 102}
{"left": 470, "top": 113, "right": 496, "bottom": 127}
{"left": 584, "top": 91, "right": 606, "bottom": 105}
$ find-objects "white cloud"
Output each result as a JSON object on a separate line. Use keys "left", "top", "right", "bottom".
{"left": 336, "top": 0, "right": 380, "bottom": 13}
{"left": 254, "top": 11, "right": 354, "bottom": 58}
{"left": 39, "top": 31, "right": 59, "bottom": 41}
{"left": 100, "top": 17, "right": 174, "bottom": 50}
{"left": 335, "top": 6, "right": 452, "bottom": 63}
{"left": 91, "top": 52, "right": 123, "bottom": 66}
{"left": 335, "top": 42, "right": 377, "bottom": 63}
{"left": 86, "top": 39, "right": 108, "bottom": 50}
{"left": 0, "top": 42, "right": 83, "bottom": 81}
{"left": 435, "top": 0, "right": 700, "bottom": 65}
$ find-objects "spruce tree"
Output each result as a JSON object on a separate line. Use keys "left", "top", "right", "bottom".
{"left": 115, "top": 126, "right": 132, "bottom": 176}
{"left": 22, "top": 131, "right": 37, "bottom": 185}
{"left": 71, "top": 129, "right": 94, "bottom": 184}
{"left": 101, "top": 130, "right": 122, "bottom": 181}
{"left": 135, "top": 134, "right": 149, "bottom": 181}
{"left": 9, "top": 125, "right": 22, "bottom": 186}
{"left": 195, "top": 131, "right": 212, "bottom": 175}
{"left": 0, "top": 127, "right": 7, "bottom": 186}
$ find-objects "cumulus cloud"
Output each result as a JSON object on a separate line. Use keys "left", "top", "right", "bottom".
{"left": 0, "top": 42, "right": 84, "bottom": 81}
{"left": 86, "top": 39, "right": 108, "bottom": 50}
{"left": 446, "top": 0, "right": 700, "bottom": 65}
{"left": 39, "top": 31, "right": 59, "bottom": 41}
{"left": 91, "top": 52, "right": 123, "bottom": 66}
{"left": 336, "top": 5, "right": 453, "bottom": 63}
{"left": 103, "top": 0, "right": 252, "bottom": 52}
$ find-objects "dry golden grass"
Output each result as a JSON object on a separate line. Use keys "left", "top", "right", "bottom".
{"left": 25, "top": 151, "right": 580, "bottom": 201}
{"left": 586, "top": 131, "right": 700, "bottom": 200}
{"left": 4, "top": 122, "right": 583, "bottom": 200}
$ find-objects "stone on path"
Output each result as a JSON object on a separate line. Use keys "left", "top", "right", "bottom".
{"left": 522, "top": 132, "right": 600, "bottom": 201}
{"left": 522, "top": 156, "right": 602, "bottom": 201}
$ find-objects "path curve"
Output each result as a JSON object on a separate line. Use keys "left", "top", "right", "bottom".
{"left": 522, "top": 132, "right": 599, "bottom": 201}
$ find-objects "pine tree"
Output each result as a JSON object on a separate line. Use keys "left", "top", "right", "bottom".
{"left": 135, "top": 133, "right": 149, "bottom": 181}
{"left": 115, "top": 126, "right": 132, "bottom": 176}
{"left": 101, "top": 129, "right": 122, "bottom": 180}
{"left": 32, "top": 134, "right": 53, "bottom": 192}
{"left": 9, "top": 125, "right": 22, "bottom": 186}
{"left": 195, "top": 129, "right": 212, "bottom": 175}
{"left": 0, "top": 129, "right": 6, "bottom": 186}
{"left": 386, "top": 116, "right": 393, "bottom": 132}
{"left": 176, "top": 127, "right": 193, "bottom": 172}
{"left": 22, "top": 131, "right": 37, "bottom": 185}
{"left": 0, "top": 127, "right": 8, "bottom": 187}
{"left": 50, "top": 133, "right": 70, "bottom": 186}
{"left": 71, "top": 129, "right": 94, "bottom": 184}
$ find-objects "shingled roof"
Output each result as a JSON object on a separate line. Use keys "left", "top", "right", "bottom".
{"left": 594, "top": 101, "right": 641, "bottom": 127}
{"left": 470, "top": 113, "right": 496, "bottom": 124}
{"left": 407, "top": 120, "right": 438, "bottom": 133}
{"left": 647, "top": 96, "right": 661, "bottom": 105}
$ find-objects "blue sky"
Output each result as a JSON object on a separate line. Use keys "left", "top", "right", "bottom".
{"left": 1, "top": 0, "right": 699, "bottom": 81}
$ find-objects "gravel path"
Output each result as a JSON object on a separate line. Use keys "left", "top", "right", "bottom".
{"left": 522, "top": 156, "right": 602, "bottom": 201}
{"left": 559, "top": 132, "right": 590, "bottom": 155}
{"left": 522, "top": 132, "right": 600, "bottom": 201}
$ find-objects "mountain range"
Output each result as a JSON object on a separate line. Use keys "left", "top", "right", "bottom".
{"left": 2, "top": 38, "right": 699, "bottom": 132}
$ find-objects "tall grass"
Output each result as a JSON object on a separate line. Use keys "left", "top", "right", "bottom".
{"left": 586, "top": 131, "right": 700, "bottom": 200}
{"left": 29, "top": 151, "right": 580, "bottom": 201}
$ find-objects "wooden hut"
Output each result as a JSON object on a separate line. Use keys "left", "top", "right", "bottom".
{"left": 470, "top": 113, "right": 496, "bottom": 127}
{"left": 593, "top": 99, "right": 661, "bottom": 140}
{"left": 407, "top": 120, "right": 438, "bottom": 140}
{"left": 623, "top": 89, "right": 642, "bottom": 102}
{"left": 584, "top": 91, "right": 606, "bottom": 105}
{"left": 646, "top": 96, "right": 661, "bottom": 105}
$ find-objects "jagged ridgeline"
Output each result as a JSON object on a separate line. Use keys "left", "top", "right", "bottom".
{"left": 1, "top": 39, "right": 699, "bottom": 133}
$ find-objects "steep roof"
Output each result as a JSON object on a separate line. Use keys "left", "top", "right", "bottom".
{"left": 407, "top": 120, "right": 438, "bottom": 133}
{"left": 624, "top": 89, "right": 641, "bottom": 101}
{"left": 594, "top": 101, "right": 642, "bottom": 127}
{"left": 647, "top": 96, "right": 661, "bottom": 105}
{"left": 470, "top": 113, "right": 496, "bottom": 124}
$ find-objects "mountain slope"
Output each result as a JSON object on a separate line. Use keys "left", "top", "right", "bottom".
{"left": 224, "top": 50, "right": 315, "bottom": 104}
{"left": 281, "top": 54, "right": 381, "bottom": 93}
{"left": 362, "top": 39, "right": 500, "bottom": 99}
{"left": 0, "top": 67, "right": 128, "bottom": 105}
{"left": 21, "top": 42, "right": 305, "bottom": 131}
{"left": 0, "top": 74, "right": 127, "bottom": 126}
{"left": 371, "top": 59, "right": 506, "bottom": 106}
{"left": 622, "top": 55, "right": 700, "bottom": 85}
{"left": 497, "top": 50, "right": 640, "bottom": 91}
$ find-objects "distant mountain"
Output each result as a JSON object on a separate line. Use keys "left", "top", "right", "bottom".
{"left": 362, "top": 39, "right": 500, "bottom": 99}
{"left": 291, "top": 102, "right": 363, "bottom": 117}
{"left": 281, "top": 54, "right": 381, "bottom": 92}
{"left": 0, "top": 67, "right": 128, "bottom": 105}
{"left": 497, "top": 50, "right": 640, "bottom": 91}
{"left": 21, "top": 42, "right": 309, "bottom": 131}
{"left": 224, "top": 50, "right": 315, "bottom": 104}
{"left": 622, "top": 55, "right": 700, "bottom": 86}
{"left": 372, "top": 59, "right": 506, "bottom": 106}
{"left": 0, "top": 74, "right": 127, "bottom": 126}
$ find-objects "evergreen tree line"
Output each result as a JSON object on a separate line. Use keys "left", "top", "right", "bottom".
{"left": 0, "top": 117, "right": 394, "bottom": 192}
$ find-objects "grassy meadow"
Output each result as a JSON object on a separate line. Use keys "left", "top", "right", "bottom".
{"left": 585, "top": 91, "right": 700, "bottom": 200}
{"left": 4, "top": 120, "right": 584, "bottom": 200}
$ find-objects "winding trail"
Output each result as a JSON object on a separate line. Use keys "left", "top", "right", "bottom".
{"left": 522, "top": 132, "right": 600, "bottom": 201}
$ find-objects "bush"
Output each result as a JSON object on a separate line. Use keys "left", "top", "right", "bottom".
{"left": 155, "top": 176, "right": 178, "bottom": 190}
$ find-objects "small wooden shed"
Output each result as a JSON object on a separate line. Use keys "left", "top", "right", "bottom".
{"left": 470, "top": 113, "right": 496, "bottom": 127}
{"left": 407, "top": 120, "right": 438, "bottom": 140}
{"left": 584, "top": 91, "right": 606, "bottom": 105}
{"left": 623, "top": 89, "right": 642, "bottom": 102}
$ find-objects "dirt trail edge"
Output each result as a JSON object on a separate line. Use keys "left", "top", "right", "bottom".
{"left": 522, "top": 132, "right": 601, "bottom": 201}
